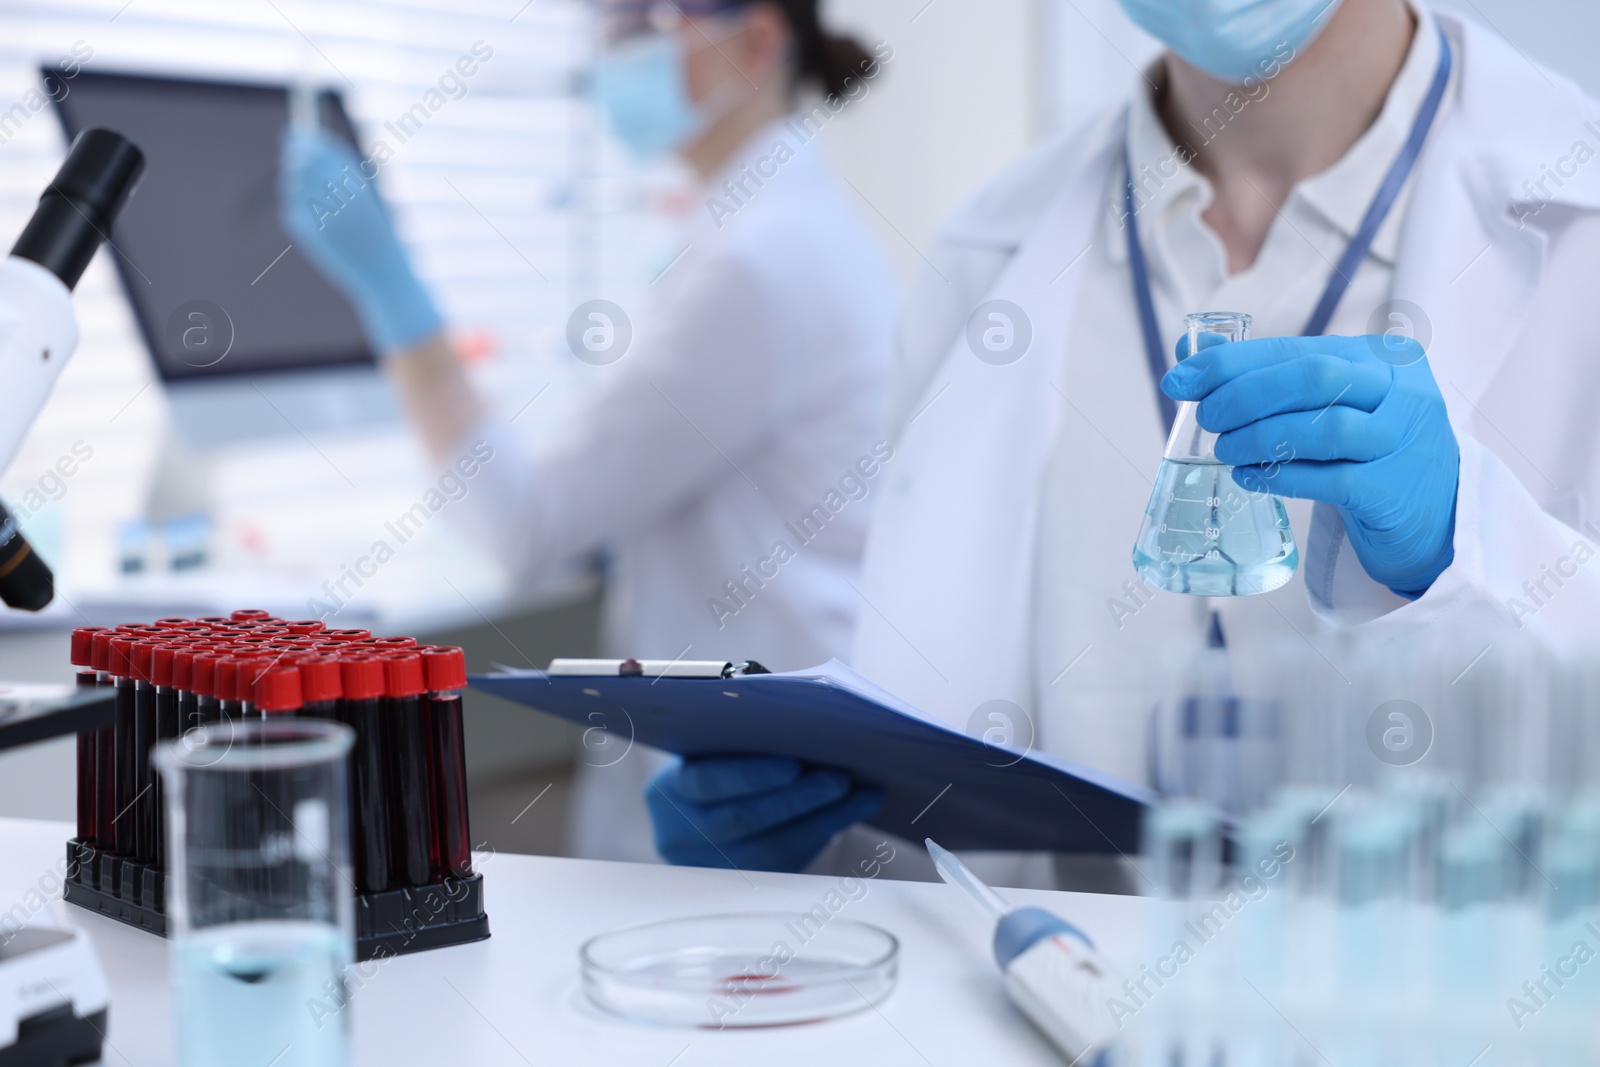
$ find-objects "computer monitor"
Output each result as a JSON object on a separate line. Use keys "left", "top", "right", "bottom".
{"left": 47, "top": 68, "right": 403, "bottom": 446}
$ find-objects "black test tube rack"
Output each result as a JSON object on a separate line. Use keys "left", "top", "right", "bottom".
{"left": 60, "top": 618, "right": 490, "bottom": 961}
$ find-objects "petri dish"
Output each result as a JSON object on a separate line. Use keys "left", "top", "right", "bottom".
{"left": 580, "top": 912, "right": 898, "bottom": 1028}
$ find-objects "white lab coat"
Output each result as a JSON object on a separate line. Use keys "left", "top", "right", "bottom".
{"left": 839, "top": 10, "right": 1600, "bottom": 887}
{"left": 460, "top": 118, "right": 897, "bottom": 861}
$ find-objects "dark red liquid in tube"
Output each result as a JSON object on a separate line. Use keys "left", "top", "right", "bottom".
{"left": 70, "top": 627, "right": 105, "bottom": 843}
{"left": 150, "top": 643, "right": 183, "bottom": 869}
{"left": 90, "top": 632, "right": 118, "bottom": 848}
{"left": 173, "top": 646, "right": 204, "bottom": 738}
{"left": 420, "top": 646, "right": 472, "bottom": 880}
{"left": 131, "top": 640, "right": 160, "bottom": 864}
{"left": 108, "top": 637, "right": 138, "bottom": 856}
{"left": 381, "top": 651, "right": 433, "bottom": 888}
{"left": 341, "top": 656, "right": 392, "bottom": 894}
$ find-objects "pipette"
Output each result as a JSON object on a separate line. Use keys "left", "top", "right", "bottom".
{"left": 926, "top": 839, "right": 1115, "bottom": 1063}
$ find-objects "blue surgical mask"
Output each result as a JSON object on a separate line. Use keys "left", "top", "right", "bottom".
{"left": 592, "top": 34, "right": 706, "bottom": 159}
{"left": 1116, "top": 0, "right": 1345, "bottom": 83}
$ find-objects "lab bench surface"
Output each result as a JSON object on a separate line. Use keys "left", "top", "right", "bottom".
{"left": 0, "top": 817, "right": 1149, "bottom": 1066}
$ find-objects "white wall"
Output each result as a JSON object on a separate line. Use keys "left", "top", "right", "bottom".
{"left": 815, "top": 0, "right": 1037, "bottom": 279}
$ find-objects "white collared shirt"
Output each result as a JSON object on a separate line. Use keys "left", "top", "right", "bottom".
{"left": 1031, "top": 5, "right": 1453, "bottom": 783}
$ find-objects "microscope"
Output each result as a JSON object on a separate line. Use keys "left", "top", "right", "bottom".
{"left": 0, "top": 126, "right": 145, "bottom": 612}
{"left": 0, "top": 127, "right": 143, "bottom": 1067}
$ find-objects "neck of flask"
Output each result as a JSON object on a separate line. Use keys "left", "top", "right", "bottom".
{"left": 1162, "top": 312, "right": 1252, "bottom": 463}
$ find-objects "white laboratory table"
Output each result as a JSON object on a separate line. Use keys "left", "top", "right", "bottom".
{"left": 0, "top": 818, "right": 1150, "bottom": 1066}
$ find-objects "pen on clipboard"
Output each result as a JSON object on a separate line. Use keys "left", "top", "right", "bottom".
{"left": 547, "top": 658, "right": 770, "bottom": 680}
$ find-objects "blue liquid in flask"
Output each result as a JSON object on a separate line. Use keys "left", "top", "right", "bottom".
{"left": 175, "top": 920, "right": 350, "bottom": 1067}
{"left": 1132, "top": 311, "right": 1297, "bottom": 596}
{"left": 1132, "top": 458, "right": 1297, "bottom": 596}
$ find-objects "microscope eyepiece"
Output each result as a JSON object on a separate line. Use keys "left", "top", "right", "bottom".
{"left": 11, "top": 127, "right": 146, "bottom": 291}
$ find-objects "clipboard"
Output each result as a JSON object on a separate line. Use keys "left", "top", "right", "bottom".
{"left": 471, "top": 658, "right": 1154, "bottom": 854}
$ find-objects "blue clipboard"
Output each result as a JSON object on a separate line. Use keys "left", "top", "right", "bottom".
{"left": 470, "top": 659, "right": 1154, "bottom": 854}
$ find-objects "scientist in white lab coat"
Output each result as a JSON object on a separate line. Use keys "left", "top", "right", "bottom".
{"left": 644, "top": 0, "right": 1600, "bottom": 883}
{"left": 279, "top": 0, "right": 897, "bottom": 862}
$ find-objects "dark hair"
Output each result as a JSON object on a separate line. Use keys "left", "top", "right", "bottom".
{"left": 761, "top": 0, "right": 879, "bottom": 99}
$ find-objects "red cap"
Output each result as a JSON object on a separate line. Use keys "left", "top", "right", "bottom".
{"left": 420, "top": 646, "right": 467, "bottom": 692}
{"left": 230, "top": 655, "right": 275, "bottom": 704}
{"left": 372, "top": 635, "right": 417, "bottom": 649}
{"left": 153, "top": 617, "right": 193, "bottom": 629}
{"left": 70, "top": 627, "right": 106, "bottom": 667}
{"left": 296, "top": 655, "right": 342, "bottom": 704}
{"left": 251, "top": 627, "right": 291, "bottom": 638}
{"left": 231, "top": 609, "right": 272, "bottom": 621}
{"left": 107, "top": 637, "right": 138, "bottom": 680}
{"left": 116, "top": 623, "right": 161, "bottom": 634}
{"left": 254, "top": 666, "right": 304, "bottom": 713}
{"left": 284, "top": 620, "right": 326, "bottom": 635}
{"left": 322, "top": 628, "right": 371, "bottom": 642}
{"left": 381, "top": 651, "right": 425, "bottom": 698}
{"left": 195, "top": 616, "right": 232, "bottom": 627}
{"left": 173, "top": 646, "right": 205, "bottom": 691}
{"left": 216, "top": 656, "right": 241, "bottom": 702}
{"left": 90, "top": 631, "right": 117, "bottom": 673}
{"left": 151, "top": 644, "right": 179, "bottom": 687}
{"left": 340, "top": 656, "right": 386, "bottom": 701}
{"left": 192, "top": 649, "right": 231, "bottom": 698}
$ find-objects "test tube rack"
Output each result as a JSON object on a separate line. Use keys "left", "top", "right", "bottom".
{"left": 61, "top": 839, "right": 488, "bottom": 961}
{"left": 60, "top": 614, "right": 491, "bottom": 962}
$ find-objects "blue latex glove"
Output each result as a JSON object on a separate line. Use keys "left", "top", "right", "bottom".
{"left": 646, "top": 755, "right": 884, "bottom": 873}
{"left": 1162, "top": 334, "right": 1459, "bottom": 597}
{"left": 277, "top": 129, "right": 442, "bottom": 352}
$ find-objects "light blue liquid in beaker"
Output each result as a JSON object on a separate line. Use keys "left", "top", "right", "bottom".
{"left": 175, "top": 920, "right": 350, "bottom": 1067}
{"left": 1132, "top": 458, "right": 1297, "bottom": 596}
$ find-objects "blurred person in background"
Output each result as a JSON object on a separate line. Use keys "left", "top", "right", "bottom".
{"left": 279, "top": 0, "right": 896, "bottom": 862}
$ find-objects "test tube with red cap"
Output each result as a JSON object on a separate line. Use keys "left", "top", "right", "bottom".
{"left": 106, "top": 636, "right": 139, "bottom": 856}
{"left": 69, "top": 627, "right": 105, "bottom": 844}
{"left": 173, "top": 645, "right": 205, "bottom": 738}
{"left": 341, "top": 655, "right": 392, "bottom": 893}
{"left": 420, "top": 646, "right": 472, "bottom": 879}
{"left": 381, "top": 650, "right": 434, "bottom": 888}
{"left": 191, "top": 646, "right": 231, "bottom": 724}
{"left": 149, "top": 640, "right": 186, "bottom": 869}
{"left": 130, "top": 638, "right": 164, "bottom": 864}
{"left": 322, "top": 628, "right": 372, "bottom": 643}
{"left": 284, "top": 620, "right": 326, "bottom": 636}
{"left": 89, "top": 632, "right": 119, "bottom": 844}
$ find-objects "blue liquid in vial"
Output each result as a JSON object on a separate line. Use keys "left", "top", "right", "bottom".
{"left": 1132, "top": 459, "right": 1297, "bottom": 596}
{"left": 175, "top": 921, "right": 350, "bottom": 1067}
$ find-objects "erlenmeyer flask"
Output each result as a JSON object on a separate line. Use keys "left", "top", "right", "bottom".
{"left": 1132, "top": 312, "right": 1298, "bottom": 596}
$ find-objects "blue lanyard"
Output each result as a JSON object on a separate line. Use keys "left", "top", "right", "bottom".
{"left": 1124, "top": 26, "right": 1454, "bottom": 433}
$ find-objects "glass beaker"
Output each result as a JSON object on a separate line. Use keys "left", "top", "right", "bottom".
{"left": 156, "top": 718, "right": 356, "bottom": 1067}
{"left": 1132, "top": 311, "right": 1298, "bottom": 596}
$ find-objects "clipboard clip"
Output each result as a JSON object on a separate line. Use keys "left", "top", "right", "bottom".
{"left": 548, "top": 658, "right": 770, "bottom": 680}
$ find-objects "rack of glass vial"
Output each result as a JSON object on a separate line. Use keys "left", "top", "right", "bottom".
{"left": 63, "top": 611, "right": 489, "bottom": 959}
{"left": 1109, "top": 635, "right": 1600, "bottom": 1066}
